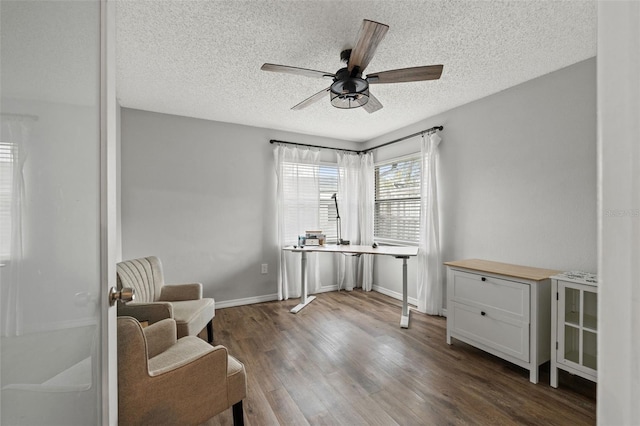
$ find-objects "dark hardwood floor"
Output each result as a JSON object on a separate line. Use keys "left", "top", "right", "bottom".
{"left": 204, "top": 290, "right": 596, "bottom": 426}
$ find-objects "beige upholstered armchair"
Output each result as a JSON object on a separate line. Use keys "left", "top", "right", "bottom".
{"left": 117, "top": 316, "right": 247, "bottom": 425}
{"left": 117, "top": 256, "right": 215, "bottom": 342}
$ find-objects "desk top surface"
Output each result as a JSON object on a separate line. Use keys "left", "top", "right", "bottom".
{"left": 283, "top": 244, "right": 418, "bottom": 257}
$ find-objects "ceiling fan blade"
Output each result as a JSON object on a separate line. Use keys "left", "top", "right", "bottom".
{"left": 261, "top": 63, "right": 335, "bottom": 79}
{"left": 347, "top": 20, "right": 389, "bottom": 74}
{"left": 367, "top": 65, "right": 444, "bottom": 84}
{"left": 291, "top": 87, "right": 331, "bottom": 110}
{"left": 361, "top": 93, "right": 383, "bottom": 114}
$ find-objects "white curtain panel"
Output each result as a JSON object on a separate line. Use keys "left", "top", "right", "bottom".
{"left": 357, "top": 152, "right": 375, "bottom": 291}
{"left": 1, "top": 117, "right": 29, "bottom": 336}
{"left": 417, "top": 133, "right": 443, "bottom": 315}
{"left": 334, "top": 151, "right": 375, "bottom": 291}
{"left": 274, "top": 144, "right": 321, "bottom": 300}
{"left": 336, "top": 151, "right": 361, "bottom": 291}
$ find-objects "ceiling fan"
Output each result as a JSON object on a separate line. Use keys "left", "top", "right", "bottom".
{"left": 261, "top": 19, "right": 443, "bottom": 113}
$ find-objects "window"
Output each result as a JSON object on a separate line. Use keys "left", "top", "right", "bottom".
{"left": 374, "top": 155, "right": 421, "bottom": 244}
{"left": 318, "top": 164, "right": 339, "bottom": 243}
{"left": 281, "top": 161, "right": 338, "bottom": 245}
{"left": 0, "top": 142, "right": 14, "bottom": 259}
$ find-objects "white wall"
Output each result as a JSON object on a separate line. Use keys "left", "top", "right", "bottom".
{"left": 370, "top": 58, "right": 597, "bottom": 308}
{"left": 120, "top": 109, "right": 359, "bottom": 304}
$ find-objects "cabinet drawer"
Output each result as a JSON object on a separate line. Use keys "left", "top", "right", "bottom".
{"left": 451, "top": 270, "right": 530, "bottom": 321}
{"left": 450, "top": 302, "right": 530, "bottom": 362}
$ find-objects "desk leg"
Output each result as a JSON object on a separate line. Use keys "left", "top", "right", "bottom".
{"left": 400, "top": 257, "right": 410, "bottom": 328}
{"left": 291, "top": 251, "right": 316, "bottom": 313}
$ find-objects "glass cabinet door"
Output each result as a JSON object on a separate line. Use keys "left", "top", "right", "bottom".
{"left": 563, "top": 287, "right": 580, "bottom": 363}
{"left": 582, "top": 290, "right": 598, "bottom": 370}
{"left": 558, "top": 282, "right": 597, "bottom": 374}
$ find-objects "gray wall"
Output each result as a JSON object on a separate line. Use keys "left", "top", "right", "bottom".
{"left": 121, "top": 58, "right": 596, "bottom": 309}
{"left": 371, "top": 58, "right": 597, "bottom": 308}
{"left": 120, "top": 110, "right": 357, "bottom": 305}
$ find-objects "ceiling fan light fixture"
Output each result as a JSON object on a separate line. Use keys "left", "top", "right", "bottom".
{"left": 330, "top": 77, "right": 369, "bottom": 109}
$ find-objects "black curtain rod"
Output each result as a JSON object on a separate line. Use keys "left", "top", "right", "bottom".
{"left": 364, "top": 126, "right": 443, "bottom": 153}
{"left": 269, "top": 125, "right": 443, "bottom": 154}
{"left": 269, "top": 139, "right": 362, "bottom": 154}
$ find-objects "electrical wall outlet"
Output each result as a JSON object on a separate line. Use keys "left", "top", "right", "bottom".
{"left": 261, "top": 263, "right": 268, "bottom": 274}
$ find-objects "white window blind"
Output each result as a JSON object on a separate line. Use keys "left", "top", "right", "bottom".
{"left": 282, "top": 162, "right": 338, "bottom": 245}
{"left": 318, "top": 164, "right": 339, "bottom": 243}
{"left": 0, "top": 142, "right": 14, "bottom": 259}
{"left": 374, "top": 156, "right": 421, "bottom": 244}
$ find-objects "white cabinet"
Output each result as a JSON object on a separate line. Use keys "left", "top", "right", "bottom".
{"left": 550, "top": 272, "right": 598, "bottom": 388}
{"left": 445, "top": 259, "right": 560, "bottom": 384}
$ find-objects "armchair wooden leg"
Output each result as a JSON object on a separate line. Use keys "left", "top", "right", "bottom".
{"left": 207, "top": 319, "right": 214, "bottom": 343}
{"left": 232, "top": 401, "right": 244, "bottom": 426}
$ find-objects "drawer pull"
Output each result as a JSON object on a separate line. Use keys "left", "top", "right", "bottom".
{"left": 481, "top": 277, "right": 487, "bottom": 282}
{"left": 481, "top": 311, "right": 486, "bottom": 316}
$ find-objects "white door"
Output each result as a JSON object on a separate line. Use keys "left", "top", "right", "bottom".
{"left": 0, "top": 1, "right": 117, "bottom": 424}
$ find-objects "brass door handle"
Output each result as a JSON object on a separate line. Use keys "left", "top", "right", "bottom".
{"left": 109, "top": 287, "right": 135, "bottom": 306}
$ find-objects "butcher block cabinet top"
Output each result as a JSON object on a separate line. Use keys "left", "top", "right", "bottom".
{"left": 443, "top": 259, "right": 561, "bottom": 282}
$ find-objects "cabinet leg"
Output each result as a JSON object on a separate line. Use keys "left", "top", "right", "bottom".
{"left": 550, "top": 364, "right": 559, "bottom": 388}
{"left": 529, "top": 366, "right": 539, "bottom": 384}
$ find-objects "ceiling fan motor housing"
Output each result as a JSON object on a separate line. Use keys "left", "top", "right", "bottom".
{"left": 330, "top": 67, "right": 369, "bottom": 109}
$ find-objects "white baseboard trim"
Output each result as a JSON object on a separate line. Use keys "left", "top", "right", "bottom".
{"left": 215, "top": 293, "right": 279, "bottom": 309}
{"left": 372, "top": 284, "right": 419, "bottom": 307}
{"left": 215, "top": 285, "right": 339, "bottom": 309}
{"left": 317, "top": 284, "right": 339, "bottom": 293}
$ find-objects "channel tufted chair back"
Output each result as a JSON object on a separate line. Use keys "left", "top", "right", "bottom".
{"left": 117, "top": 256, "right": 165, "bottom": 303}
{"left": 116, "top": 256, "right": 215, "bottom": 342}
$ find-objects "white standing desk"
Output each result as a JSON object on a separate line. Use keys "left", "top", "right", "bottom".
{"left": 282, "top": 244, "right": 419, "bottom": 328}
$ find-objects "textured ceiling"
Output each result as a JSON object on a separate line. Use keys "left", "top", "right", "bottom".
{"left": 116, "top": 1, "right": 596, "bottom": 142}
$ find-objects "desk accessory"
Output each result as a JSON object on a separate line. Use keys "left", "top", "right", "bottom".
{"left": 331, "top": 193, "right": 350, "bottom": 245}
